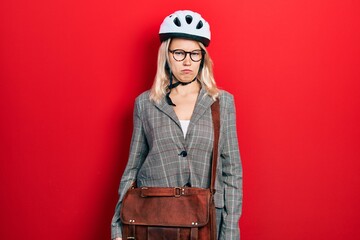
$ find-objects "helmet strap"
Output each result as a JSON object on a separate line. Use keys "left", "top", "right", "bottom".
{"left": 166, "top": 76, "right": 197, "bottom": 106}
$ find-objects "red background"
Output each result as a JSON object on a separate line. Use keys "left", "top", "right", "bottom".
{"left": 1, "top": 0, "right": 359, "bottom": 239}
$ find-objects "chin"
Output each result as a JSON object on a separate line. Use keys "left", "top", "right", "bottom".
{"left": 179, "top": 75, "right": 196, "bottom": 82}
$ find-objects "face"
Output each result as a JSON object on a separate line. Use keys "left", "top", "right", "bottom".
{"left": 168, "top": 38, "right": 203, "bottom": 83}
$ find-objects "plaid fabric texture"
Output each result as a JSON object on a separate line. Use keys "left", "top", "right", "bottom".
{"left": 111, "top": 88, "right": 242, "bottom": 239}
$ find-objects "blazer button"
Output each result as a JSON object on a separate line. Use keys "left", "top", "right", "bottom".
{"left": 179, "top": 151, "right": 187, "bottom": 157}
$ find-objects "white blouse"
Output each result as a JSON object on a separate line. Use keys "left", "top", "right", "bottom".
{"left": 179, "top": 120, "right": 190, "bottom": 138}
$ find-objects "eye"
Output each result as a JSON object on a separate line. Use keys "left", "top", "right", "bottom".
{"left": 191, "top": 51, "right": 201, "bottom": 56}
{"left": 174, "top": 50, "right": 185, "bottom": 56}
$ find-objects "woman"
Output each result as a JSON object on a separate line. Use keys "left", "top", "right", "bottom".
{"left": 111, "top": 10, "right": 242, "bottom": 240}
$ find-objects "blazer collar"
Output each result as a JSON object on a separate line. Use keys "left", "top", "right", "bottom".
{"left": 190, "top": 87, "right": 215, "bottom": 124}
{"left": 153, "top": 95, "right": 179, "bottom": 126}
{"left": 153, "top": 87, "right": 215, "bottom": 126}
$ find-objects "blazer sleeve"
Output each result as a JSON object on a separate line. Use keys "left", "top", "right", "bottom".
{"left": 219, "top": 94, "right": 243, "bottom": 240}
{"left": 111, "top": 98, "right": 149, "bottom": 239}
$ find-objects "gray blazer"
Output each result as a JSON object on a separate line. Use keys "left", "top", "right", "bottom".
{"left": 111, "top": 88, "right": 242, "bottom": 239}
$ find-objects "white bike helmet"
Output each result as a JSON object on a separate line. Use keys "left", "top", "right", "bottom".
{"left": 159, "top": 10, "right": 211, "bottom": 46}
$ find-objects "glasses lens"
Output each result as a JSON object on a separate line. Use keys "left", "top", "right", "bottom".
{"left": 190, "top": 50, "right": 202, "bottom": 62}
{"left": 173, "top": 50, "right": 186, "bottom": 61}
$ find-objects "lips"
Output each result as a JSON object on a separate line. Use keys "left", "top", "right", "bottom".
{"left": 181, "top": 69, "right": 193, "bottom": 74}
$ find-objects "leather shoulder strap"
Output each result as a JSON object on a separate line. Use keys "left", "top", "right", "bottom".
{"left": 210, "top": 99, "right": 220, "bottom": 191}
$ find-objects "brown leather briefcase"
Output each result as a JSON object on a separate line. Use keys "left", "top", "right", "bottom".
{"left": 120, "top": 186, "right": 216, "bottom": 240}
{"left": 120, "top": 100, "right": 220, "bottom": 240}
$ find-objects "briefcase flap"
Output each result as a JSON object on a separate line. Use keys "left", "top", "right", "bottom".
{"left": 120, "top": 187, "right": 212, "bottom": 227}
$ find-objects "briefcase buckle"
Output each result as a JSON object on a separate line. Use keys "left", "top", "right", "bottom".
{"left": 174, "top": 187, "right": 185, "bottom": 197}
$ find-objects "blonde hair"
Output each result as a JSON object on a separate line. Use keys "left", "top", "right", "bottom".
{"left": 149, "top": 39, "right": 220, "bottom": 103}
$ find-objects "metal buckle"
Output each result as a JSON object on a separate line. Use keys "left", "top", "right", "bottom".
{"left": 140, "top": 187, "right": 148, "bottom": 197}
{"left": 174, "top": 187, "right": 182, "bottom": 197}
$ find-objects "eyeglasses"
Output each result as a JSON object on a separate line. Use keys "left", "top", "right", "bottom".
{"left": 169, "top": 49, "right": 204, "bottom": 62}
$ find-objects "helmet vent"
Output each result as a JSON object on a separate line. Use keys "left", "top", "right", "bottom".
{"left": 196, "top": 20, "right": 203, "bottom": 29}
{"left": 173, "top": 17, "right": 181, "bottom": 27}
{"left": 185, "top": 15, "right": 193, "bottom": 24}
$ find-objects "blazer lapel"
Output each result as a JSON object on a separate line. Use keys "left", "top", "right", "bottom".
{"left": 153, "top": 96, "right": 180, "bottom": 127}
{"left": 189, "top": 87, "right": 215, "bottom": 126}
{"left": 153, "top": 87, "right": 215, "bottom": 136}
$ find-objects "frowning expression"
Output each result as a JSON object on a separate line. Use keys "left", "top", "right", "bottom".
{"left": 168, "top": 38, "right": 203, "bottom": 83}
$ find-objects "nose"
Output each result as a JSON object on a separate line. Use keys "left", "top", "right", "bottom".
{"left": 183, "top": 53, "right": 192, "bottom": 65}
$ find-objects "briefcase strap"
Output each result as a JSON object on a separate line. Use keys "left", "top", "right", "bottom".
{"left": 191, "top": 227, "right": 198, "bottom": 240}
{"left": 210, "top": 99, "right": 220, "bottom": 192}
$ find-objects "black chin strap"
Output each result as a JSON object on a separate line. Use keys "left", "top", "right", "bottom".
{"left": 165, "top": 77, "right": 197, "bottom": 106}
{"left": 169, "top": 77, "right": 197, "bottom": 89}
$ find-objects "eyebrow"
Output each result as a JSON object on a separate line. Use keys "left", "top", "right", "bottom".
{"left": 170, "top": 48, "right": 202, "bottom": 51}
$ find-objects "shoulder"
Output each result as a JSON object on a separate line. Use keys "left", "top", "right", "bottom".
{"left": 134, "top": 90, "right": 152, "bottom": 110}
{"left": 218, "top": 90, "right": 236, "bottom": 111}
{"left": 135, "top": 90, "right": 151, "bottom": 103}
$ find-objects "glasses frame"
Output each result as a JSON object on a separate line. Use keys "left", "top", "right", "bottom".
{"left": 168, "top": 49, "right": 205, "bottom": 62}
